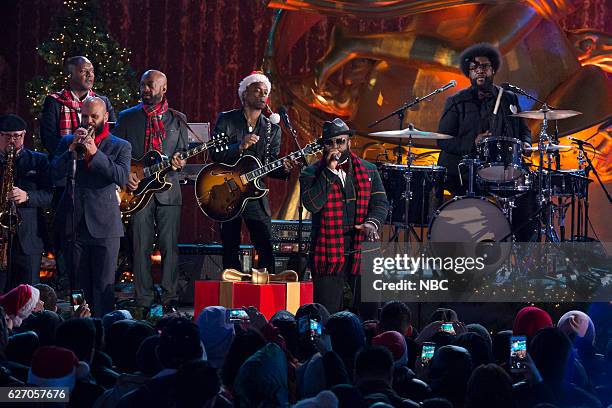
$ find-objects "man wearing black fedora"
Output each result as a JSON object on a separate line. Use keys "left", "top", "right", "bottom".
{"left": 300, "top": 118, "right": 388, "bottom": 315}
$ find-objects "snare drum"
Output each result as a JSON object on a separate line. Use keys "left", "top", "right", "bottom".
{"left": 477, "top": 137, "right": 525, "bottom": 182}
{"left": 379, "top": 164, "right": 446, "bottom": 226}
{"left": 536, "top": 169, "right": 589, "bottom": 198}
{"left": 477, "top": 171, "right": 533, "bottom": 197}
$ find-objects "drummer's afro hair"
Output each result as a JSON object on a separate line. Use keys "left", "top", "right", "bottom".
{"left": 459, "top": 43, "right": 502, "bottom": 77}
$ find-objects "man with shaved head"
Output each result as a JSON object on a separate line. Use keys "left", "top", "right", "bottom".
{"left": 40, "top": 56, "right": 116, "bottom": 159}
{"left": 50, "top": 96, "right": 131, "bottom": 316}
{"left": 113, "top": 69, "right": 188, "bottom": 309}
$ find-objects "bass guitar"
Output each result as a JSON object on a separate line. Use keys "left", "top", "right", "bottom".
{"left": 195, "top": 141, "right": 323, "bottom": 222}
{"left": 120, "top": 135, "right": 228, "bottom": 219}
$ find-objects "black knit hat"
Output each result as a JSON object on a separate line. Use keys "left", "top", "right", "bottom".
{"left": 0, "top": 114, "right": 27, "bottom": 132}
{"left": 459, "top": 43, "right": 502, "bottom": 77}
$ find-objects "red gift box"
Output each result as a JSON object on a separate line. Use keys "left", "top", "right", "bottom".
{"left": 194, "top": 280, "right": 313, "bottom": 320}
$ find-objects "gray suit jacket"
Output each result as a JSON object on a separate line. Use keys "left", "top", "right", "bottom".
{"left": 51, "top": 134, "right": 131, "bottom": 238}
{"left": 112, "top": 104, "right": 188, "bottom": 206}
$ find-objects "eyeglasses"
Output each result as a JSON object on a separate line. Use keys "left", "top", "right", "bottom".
{"left": 0, "top": 132, "right": 25, "bottom": 140}
{"left": 323, "top": 137, "right": 347, "bottom": 147}
{"left": 469, "top": 63, "right": 493, "bottom": 72}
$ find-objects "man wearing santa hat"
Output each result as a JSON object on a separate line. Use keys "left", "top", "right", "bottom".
{"left": 210, "top": 71, "right": 293, "bottom": 274}
{"left": 0, "top": 284, "right": 44, "bottom": 330}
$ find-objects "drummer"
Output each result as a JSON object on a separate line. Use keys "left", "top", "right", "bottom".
{"left": 436, "top": 42, "right": 537, "bottom": 241}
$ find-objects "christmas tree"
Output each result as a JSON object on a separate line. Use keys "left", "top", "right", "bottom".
{"left": 26, "top": 0, "right": 139, "bottom": 150}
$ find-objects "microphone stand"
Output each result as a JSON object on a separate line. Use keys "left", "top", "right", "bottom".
{"left": 281, "top": 110, "right": 308, "bottom": 277}
{"left": 68, "top": 150, "right": 78, "bottom": 299}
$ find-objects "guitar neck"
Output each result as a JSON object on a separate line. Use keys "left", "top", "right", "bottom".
{"left": 148, "top": 140, "right": 218, "bottom": 174}
{"left": 244, "top": 148, "right": 311, "bottom": 182}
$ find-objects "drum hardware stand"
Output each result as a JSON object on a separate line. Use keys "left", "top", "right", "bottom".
{"left": 458, "top": 157, "right": 480, "bottom": 197}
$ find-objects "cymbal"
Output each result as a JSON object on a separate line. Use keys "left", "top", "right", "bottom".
{"left": 524, "top": 144, "right": 574, "bottom": 152}
{"left": 368, "top": 128, "right": 453, "bottom": 146}
{"left": 511, "top": 109, "right": 581, "bottom": 120}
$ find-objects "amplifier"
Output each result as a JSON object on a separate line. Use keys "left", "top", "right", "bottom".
{"left": 271, "top": 220, "right": 312, "bottom": 243}
{"left": 177, "top": 244, "right": 253, "bottom": 304}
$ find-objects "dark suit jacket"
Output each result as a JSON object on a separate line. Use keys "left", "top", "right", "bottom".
{"left": 50, "top": 134, "right": 131, "bottom": 239}
{"left": 112, "top": 104, "right": 188, "bottom": 206}
{"left": 1, "top": 149, "right": 53, "bottom": 254}
{"left": 210, "top": 108, "right": 287, "bottom": 218}
{"left": 40, "top": 93, "right": 116, "bottom": 159}
{"left": 436, "top": 86, "right": 531, "bottom": 177}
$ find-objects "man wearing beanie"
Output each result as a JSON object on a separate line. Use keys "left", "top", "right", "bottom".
{"left": 0, "top": 114, "right": 53, "bottom": 292}
{"left": 50, "top": 97, "right": 131, "bottom": 317}
{"left": 210, "top": 71, "right": 292, "bottom": 274}
{"left": 436, "top": 43, "right": 537, "bottom": 241}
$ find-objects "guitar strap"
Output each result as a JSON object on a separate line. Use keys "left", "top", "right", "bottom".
{"left": 263, "top": 116, "right": 271, "bottom": 166}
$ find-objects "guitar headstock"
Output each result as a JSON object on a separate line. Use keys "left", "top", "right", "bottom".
{"left": 211, "top": 132, "right": 230, "bottom": 152}
{"left": 302, "top": 140, "right": 325, "bottom": 156}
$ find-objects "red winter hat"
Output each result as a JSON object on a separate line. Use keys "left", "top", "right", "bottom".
{"left": 0, "top": 284, "right": 40, "bottom": 327}
{"left": 28, "top": 346, "right": 89, "bottom": 391}
{"left": 513, "top": 306, "right": 553, "bottom": 339}
{"left": 372, "top": 331, "right": 408, "bottom": 366}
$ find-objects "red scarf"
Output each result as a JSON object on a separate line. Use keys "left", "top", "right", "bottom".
{"left": 49, "top": 88, "right": 96, "bottom": 136}
{"left": 313, "top": 152, "right": 371, "bottom": 276}
{"left": 142, "top": 98, "right": 169, "bottom": 152}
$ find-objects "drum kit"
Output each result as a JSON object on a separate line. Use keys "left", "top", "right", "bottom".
{"left": 369, "top": 106, "right": 598, "bottom": 244}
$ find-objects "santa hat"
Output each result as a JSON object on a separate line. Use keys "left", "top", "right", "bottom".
{"left": 238, "top": 71, "right": 272, "bottom": 104}
{"left": 27, "top": 346, "right": 89, "bottom": 391}
{"left": 372, "top": 331, "right": 408, "bottom": 367}
{"left": 0, "top": 284, "right": 40, "bottom": 327}
{"left": 512, "top": 306, "right": 553, "bottom": 339}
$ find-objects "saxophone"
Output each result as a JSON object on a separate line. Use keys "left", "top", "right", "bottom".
{"left": 0, "top": 143, "right": 22, "bottom": 269}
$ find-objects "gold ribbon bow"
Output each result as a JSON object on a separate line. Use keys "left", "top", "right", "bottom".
{"left": 221, "top": 268, "right": 299, "bottom": 284}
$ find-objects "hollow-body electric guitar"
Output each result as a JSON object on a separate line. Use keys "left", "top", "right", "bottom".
{"left": 195, "top": 141, "right": 323, "bottom": 222}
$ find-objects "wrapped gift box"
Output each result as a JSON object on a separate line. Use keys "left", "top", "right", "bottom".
{"left": 194, "top": 280, "right": 313, "bottom": 319}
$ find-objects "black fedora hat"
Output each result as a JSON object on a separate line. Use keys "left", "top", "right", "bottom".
{"left": 321, "top": 118, "right": 355, "bottom": 140}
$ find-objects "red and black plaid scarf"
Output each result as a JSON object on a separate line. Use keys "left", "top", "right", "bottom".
{"left": 142, "top": 98, "right": 169, "bottom": 152}
{"left": 49, "top": 88, "right": 96, "bottom": 136}
{"left": 313, "top": 152, "right": 371, "bottom": 276}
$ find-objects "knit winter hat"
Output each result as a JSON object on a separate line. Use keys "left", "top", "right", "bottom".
{"left": 27, "top": 346, "right": 89, "bottom": 391}
{"left": 0, "top": 284, "right": 40, "bottom": 327}
{"left": 372, "top": 331, "right": 408, "bottom": 367}
{"left": 512, "top": 306, "right": 553, "bottom": 339}
{"left": 102, "top": 309, "right": 132, "bottom": 334}
{"left": 557, "top": 310, "right": 595, "bottom": 344}
{"left": 238, "top": 71, "right": 271, "bottom": 104}
{"left": 294, "top": 390, "right": 339, "bottom": 408}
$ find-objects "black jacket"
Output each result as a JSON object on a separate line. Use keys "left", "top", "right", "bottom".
{"left": 1, "top": 149, "right": 53, "bottom": 254}
{"left": 113, "top": 104, "right": 188, "bottom": 206}
{"left": 210, "top": 108, "right": 287, "bottom": 218}
{"left": 51, "top": 134, "right": 131, "bottom": 238}
{"left": 436, "top": 86, "right": 531, "bottom": 176}
{"left": 40, "top": 93, "right": 116, "bottom": 159}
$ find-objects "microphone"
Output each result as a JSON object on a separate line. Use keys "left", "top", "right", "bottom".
{"left": 568, "top": 136, "right": 594, "bottom": 148}
{"left": 432, "top": 80, "right": 457, "bottom": 95}
{"left": 278, "top": 106, "right": 295, "bottom": 133}
{"left": 500, "top": 82, "right": 530, "bottom": 97}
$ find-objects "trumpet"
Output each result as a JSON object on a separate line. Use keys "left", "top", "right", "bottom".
{"left": 74, "top": 126, "right": 95, "bottom": 160}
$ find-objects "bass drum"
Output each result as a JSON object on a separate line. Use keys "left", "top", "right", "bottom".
{"left": 428, "top": 196, "right": 512, "bottom": 275}
{"left": 429, "top": 196, "right": 511, "bottom": 242}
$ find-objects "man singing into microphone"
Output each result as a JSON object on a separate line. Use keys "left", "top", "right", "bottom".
{"left": 300, "top": 118, "right": 388, "bottom": 316}
{"left": 437, "top": 43, "right": 536, "bottom": 240}
{"left": 211, "top": 71, "right": 292, "bottom": 273}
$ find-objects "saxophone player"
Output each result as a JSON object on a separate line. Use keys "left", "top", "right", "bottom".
{"left": 0, "top": 115, "right": 53, "bottom": 292}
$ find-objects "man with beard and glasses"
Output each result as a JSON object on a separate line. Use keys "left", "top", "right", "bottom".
{"left": 113, "top": 70, "right": 187, "bottom": 309}
{"left": 436, "top": 43, "right": 537, "bottom": 241}
{"left": 40, "top": 56, "right": 116, "bottom": 159}
{"left": 300, "top": 118, "right": 388, "bottom": 316}
{"left": 211, "top": 72, "right": 293, "bottom": 274}
{"left": 51, "top": 97, "right": 131, "bottom": 316}
{"left": 0, "top": 115, "right": 53, "bottom": 292}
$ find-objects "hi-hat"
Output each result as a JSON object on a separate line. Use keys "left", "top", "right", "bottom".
{"left": 511, "top": 108, "right": 581, "bottom": 120}
{"left": 368, "top": 128, "right": 453, "bottom": 146}
{"left": 524, "top": 144, "right": 574, "bottom": 152}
